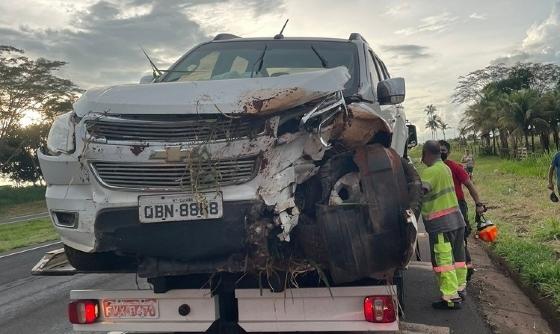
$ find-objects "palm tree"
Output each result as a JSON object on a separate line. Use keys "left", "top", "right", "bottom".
{"left": 500, "top": 89, "right": 549, "bottom": 152}
{"left": 425, "top": 114, "right": 439, "bottom": 139}
{"left": 458, "top": 125, "right": 469, "bottom": 145}
{"left": 424, "top": 105, "right": 438, "bottom": 139}
{"left": 437, "top": 119, "right": 449, "bottom": 140}
{"left": 542, "top": 89, "right": 560, "bottom": 150}
{"left": 424, "top": 105, "right": 436, "bottom": 116}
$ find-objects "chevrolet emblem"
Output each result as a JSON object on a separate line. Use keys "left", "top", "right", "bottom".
{"left": 150, "top": 147, "right": 190, "bottom": 162}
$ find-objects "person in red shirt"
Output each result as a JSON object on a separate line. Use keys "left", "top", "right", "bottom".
{"left": 439, "top": 140, "right": 485, "bottom": 280}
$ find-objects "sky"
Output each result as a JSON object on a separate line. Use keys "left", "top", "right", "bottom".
{"left": 1, "top": 0, "right": 560, "bottom": 140}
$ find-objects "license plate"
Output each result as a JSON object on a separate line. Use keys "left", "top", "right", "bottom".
{"left": 139, "top": 192, "right": 223, "bottom": 223}
{"left": 102, "top": 299, "right": 159, "bottom": 319}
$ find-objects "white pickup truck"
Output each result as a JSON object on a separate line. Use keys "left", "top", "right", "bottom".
{"left": 36, "top": 32, "right": 420, "bottom": 333}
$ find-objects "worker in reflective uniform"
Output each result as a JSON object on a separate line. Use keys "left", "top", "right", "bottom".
{"left": 439, "top": 140, "right": 486, "bottom": 281}
{"left": 420, "top": 141, "right": 467, "bottom": 310}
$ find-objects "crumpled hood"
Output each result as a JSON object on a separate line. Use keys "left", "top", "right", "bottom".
{"left": 74, "top": 67, "right": 350, "bottom": 117}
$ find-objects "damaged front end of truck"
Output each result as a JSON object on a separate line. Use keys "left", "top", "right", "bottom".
{"left": 39, "top": 66, "right": 419, "bottom": 286}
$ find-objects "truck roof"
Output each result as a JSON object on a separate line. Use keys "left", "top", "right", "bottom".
{"left": 210, "top": 33, "right": 369, "bottom": 44}
{"left": 211, "top": 37, "right": 352, "bottom": 43}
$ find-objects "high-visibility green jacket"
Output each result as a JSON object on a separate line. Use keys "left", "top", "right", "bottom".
{"left": 420, "top": 160, "right": 464, "bottom": 233}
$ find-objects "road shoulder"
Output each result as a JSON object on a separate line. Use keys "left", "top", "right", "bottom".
{"left": 469, "top": 237, "right": 553, "bottom": 334}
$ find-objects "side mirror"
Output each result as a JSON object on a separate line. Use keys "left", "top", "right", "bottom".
{"left": 377, "top": 78, "right": 405, "bottom": 105}
{"left": 407, "top": 124, "right": 418, "bottom": 148}
{"left": 139, "top": 74, "right": 154, "bottom": 84}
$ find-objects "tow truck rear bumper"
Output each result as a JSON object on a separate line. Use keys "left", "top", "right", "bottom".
{"left": 70, "top": 286, "right": 399, "bottom": 333}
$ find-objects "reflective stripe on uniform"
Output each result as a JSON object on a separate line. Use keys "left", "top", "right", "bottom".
{"left": 455, "top": 261, "right": 467, "bottom": 268}
{"left": 433, "top": 233, "right": 459, "bottom": 298}
{"left": 423, "top": 186, "right": 455, "bottom": 203}
{"left": 426, "top": 207, "right": 460, "bottom": 221}
{"left": 433, "top": 264, "right": 455, "bottom": 273}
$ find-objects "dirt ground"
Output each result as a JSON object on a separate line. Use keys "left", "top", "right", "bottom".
{"left": 468, "top": 237, "right": 553, "bottom": 334}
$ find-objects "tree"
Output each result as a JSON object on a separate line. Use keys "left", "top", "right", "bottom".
{"left": 500, "top": 89, "right": 548, "bottom": 152}
{"left": 0, "top": 45, "right": 80, "bottom": 182}
{"left": 457, "top": 125, "right": 469, "bottom": 145}
{"left": 438, "top": 119, "right": 449, "bottom": 140}
{"left": 542, "top": 89, "right": 560, "bottom": 150}
{"left": 0, "top": 124, "right": 50, "bottom": 184}
{"left": 454, "top": 62, "right": 560, "bottom": 155}
{"left": 453, "top": 62, "right": 560, "bottom": 104}
{"left": 425, "top": 114, "right": 439, "bottom": 139}
{"left": 424, "top": 105, "right": 438, "bottom": 139}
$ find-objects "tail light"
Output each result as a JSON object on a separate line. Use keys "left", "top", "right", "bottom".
{"left": 364, "top": 296, "right": 396, "bottom": 323}
{"left": 68, "top": 300, "right": 99, "bottom": 324}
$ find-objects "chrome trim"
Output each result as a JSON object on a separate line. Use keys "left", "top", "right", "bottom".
{"left": 89, "top": 156, "right": 260, "bottom": 192}
{"left": 51, "top": 210, "right": 79, "bottom": 229}
{"left": 85, "top": 115, "right": 266, "bottom": 145}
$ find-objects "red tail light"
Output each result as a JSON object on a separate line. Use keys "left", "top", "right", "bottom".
{"left": 364, "top": 296, "right": 396, "bottom": 323}
{"left": 68, "top": 300, "right": 99, "bottom": 324}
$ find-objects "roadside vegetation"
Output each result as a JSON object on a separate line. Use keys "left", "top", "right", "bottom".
{"left": 0, "top": 218, "right": 57, "bottom": 253}
{"left": 0, "top": 185, "right": 47, "bottom": 219}
{"left": 472, "top": 154, "right": 560, "bottom": 311}
{"left": 0, "top": 185, "right": 45, "bottom": 207}
{"left": 0, "top": 46, "right": 80, "bottom": 186}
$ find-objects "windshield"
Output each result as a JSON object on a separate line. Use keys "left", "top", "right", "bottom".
{"left": 162, "top": 40, "right": 359, "bottom": 95}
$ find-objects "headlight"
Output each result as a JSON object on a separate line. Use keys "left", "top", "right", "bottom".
{"left": 47, "top": 112, "right": 76, "bottom": 155}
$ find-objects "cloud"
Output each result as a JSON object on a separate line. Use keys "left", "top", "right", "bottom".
{"left": 385, "top": 2, "right": 410, "bottom": 17}
{"left": 492, "top": 1, "right": 560, "bottom": 65}
{"left": 188, "top": 0, "right": 285, "bottom": 37}
{"left": 381, "top": 44, "right": 431, "bottom": 60}
{"left": 395, "top": 12, "right": 459, "bottom": 36}
{"left": 469, "top": 12, "right": 486, "bottom": 20}
{"left": 0, "top": 0, "right": 284, "bottom": 88}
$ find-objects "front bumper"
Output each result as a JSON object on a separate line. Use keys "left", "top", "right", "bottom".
{"left": 39, "top": 148, "right": 263, "bottom": 254}
{"left": 94, "top": 201, "right": 257, "bottom": 260}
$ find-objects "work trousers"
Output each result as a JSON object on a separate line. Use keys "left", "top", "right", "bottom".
{"left": 429, "top": 227, "right": 467, "bottom": 301}
{"left": 458, "top": 199, "right": 473, "bottom": 268}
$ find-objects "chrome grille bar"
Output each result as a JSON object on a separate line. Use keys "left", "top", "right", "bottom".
{"left": 90, "top": 157, "right": 259, "bottom": 191}
{"left": 86, "top": 115, "right": 265, "bottom": 143}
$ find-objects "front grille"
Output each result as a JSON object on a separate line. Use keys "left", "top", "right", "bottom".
{"left": 90, "top": 157, "right": 259, "bottom": 191}
{"left": 86, "top": 115, "right": 265, "bottom": 143}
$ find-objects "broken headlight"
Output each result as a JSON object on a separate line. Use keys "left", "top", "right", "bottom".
{"left": 300, "top": 91, "right": 346, "bottom": 131}
{"left": 46, "top": 111, "right": 76, "bottom": 155}
{"left": 300, "top": 91, "right": 347, "bottom": 146}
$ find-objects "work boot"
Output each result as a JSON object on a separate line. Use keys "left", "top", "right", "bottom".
{"left": 432, "top": 299, "right": 462, "bottom": 310}
{"left": 467, "top": 267, "right": 475, "bottom": 282}
{"left": 458, "top": 290, "right": 467, "bottom": 301}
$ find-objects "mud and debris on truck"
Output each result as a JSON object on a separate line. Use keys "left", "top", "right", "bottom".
{"left": 38, "top": 33, "right": 421, "bottom": 289}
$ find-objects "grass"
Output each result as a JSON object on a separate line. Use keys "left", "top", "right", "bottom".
{"left": 482, "top": 152, "right": 555, "bottom": 179}
{"left": 467, "top": 152, "right": 560, "bottom": 311}
{"left": 0, "top": 218, "right": 58, "bottom": 253}
{"left": 410, "top": 145, "right": 560, "bottom": 311}
{"left": 0, "top": 185, "right": 47, "bottom": 220}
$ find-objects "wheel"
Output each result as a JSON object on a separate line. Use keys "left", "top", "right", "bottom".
{"left": 64, "top": 245, "right": 135, "bottom": 271}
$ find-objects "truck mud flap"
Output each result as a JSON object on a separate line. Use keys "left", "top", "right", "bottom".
{"left": 316, "top": 144, "right": 411, "bottom": 284}
{"left": 316, "top": 204, "right": 403, "bottom": 284}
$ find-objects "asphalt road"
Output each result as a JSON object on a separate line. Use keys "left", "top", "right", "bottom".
{"left": 0, "top": 232, "right": 492, "bottom": 334}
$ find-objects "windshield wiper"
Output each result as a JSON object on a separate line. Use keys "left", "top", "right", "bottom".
{"left": 250, "top": 45, "right": 268, "bottom": 78}
{"left": 311, "top": 45, "right": 329, "bottom": 68}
